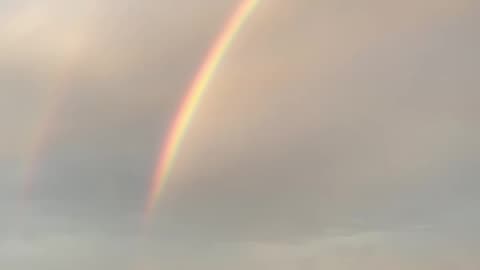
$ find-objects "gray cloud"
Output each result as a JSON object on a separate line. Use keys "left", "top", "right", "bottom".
{"left": 1, "top": 0, "right": 479, "bottom": 269}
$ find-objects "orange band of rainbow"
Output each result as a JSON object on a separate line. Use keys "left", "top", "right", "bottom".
{"left": 145, "top": 0, "right": 259, "bottom": 223}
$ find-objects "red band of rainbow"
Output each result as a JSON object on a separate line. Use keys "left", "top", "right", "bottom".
{"left": 144, "top": 0, "right": 260, "bottom": 223}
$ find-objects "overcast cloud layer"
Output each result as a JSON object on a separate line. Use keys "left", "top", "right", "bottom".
{"left": 1, "top": 0, "right": 479, "bottom": 269}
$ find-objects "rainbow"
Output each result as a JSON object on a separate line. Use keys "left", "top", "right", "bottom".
{"left": 23, "top": 81, "right": 69, "bottom": 198}
{"left": 144, "top": 0, "right": 260, "bottom": 222}
{"left": 22, "top": 34, "right": 91, "bottom": 201}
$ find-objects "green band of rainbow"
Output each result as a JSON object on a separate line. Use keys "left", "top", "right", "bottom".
{"left": 145, "top": 0, "right": 259, "bottom": 222}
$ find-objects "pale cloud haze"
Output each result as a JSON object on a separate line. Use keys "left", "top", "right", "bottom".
{"left": 0, "top": 0, "right": 479, "bottom": 269}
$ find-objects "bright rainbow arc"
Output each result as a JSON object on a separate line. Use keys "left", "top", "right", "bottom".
{"left": 144, "top": 0, "right": 260, "bottom": 223}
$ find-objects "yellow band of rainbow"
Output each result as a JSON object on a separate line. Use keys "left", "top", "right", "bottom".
{"left": 145, "top": 0, "right": 260, "bottom": 222}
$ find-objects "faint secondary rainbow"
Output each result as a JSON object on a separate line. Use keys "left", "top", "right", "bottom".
{"left": 144, "top": 0, "right": 260, "bottom": 223}
{"left": 22, "top": 32, "right": 92, "bottom": 202}
{"left": 23, "top": 79, "right": 70, "bottom": 199}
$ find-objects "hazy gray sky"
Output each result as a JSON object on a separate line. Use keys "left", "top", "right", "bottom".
{"left": 1, "top": 0, "right": 479, "bottom": 269}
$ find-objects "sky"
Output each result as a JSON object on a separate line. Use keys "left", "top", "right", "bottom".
{"left": 0, "top": 0, "right": 479, "bottom": 269}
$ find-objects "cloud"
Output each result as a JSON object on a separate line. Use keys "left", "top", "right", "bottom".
{"left": 3, "top": 0, "right": 475, "bottom": 244}
{"left": 207, "top": 227, "right": 478, "bottom": 270}
{"left": 0, "top": 0, "right": 479, "bottom": 269}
